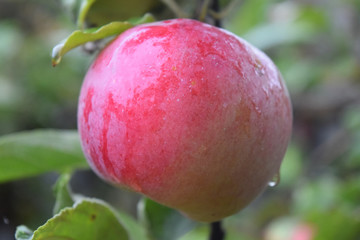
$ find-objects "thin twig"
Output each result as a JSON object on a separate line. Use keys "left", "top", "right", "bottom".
{"left": 198, "top": 0, "right": 212, "bottom": 22}
{"left": 210, "top": 0, "right": 221, "bottom": 27}
{"left": 160, "top": 0, "right": 189, "bottom": 18}
{"left": 209, "top": 221, "right": 225, "bottom": 240}
{"left": 209, "top": 0, "right": 241, "bottom": 20}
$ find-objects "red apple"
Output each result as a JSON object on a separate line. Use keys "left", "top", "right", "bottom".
{"left": 77, "top": 18, "right": 292, "bottom": 222}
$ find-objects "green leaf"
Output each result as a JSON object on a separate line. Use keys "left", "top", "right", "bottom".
{"left": 117, "top": 210, "right": 148, "bottom": 240}
{"left": 15, "top": 225, "right": 34, "bottom": 240}
{"left": 53, "top": 172, "right": 75, "bottom": 215}
{"left": 0, "top": 129, "right": 88, "bottom": 183}
{"left": 242, "top": 21, "right": 316, "bottom": 50}
{"left": 307, "top": 209, "right": 360, "bottom": 240}
{"left": 179, "top": 226, "right": 209, "bottom": 240}
{"left": 340, "top": 176, "right": 360, "bottom": 207}
{"left": 51, "top": 13, "right": 155, "bottom": 66}
{"left": 226, "top": 0, "right": 269, "bottom": 35}
{"left": 292, "top": 176, "right": 341, "bottom": 215}
{"left": 138, "top": 198, "right": 197, "bottom": 240}
{"left": 31, "top": 198, "right": 129, "bottom": 240}
{"left": 279, "top": 143, "right": 303, "bottom": 188}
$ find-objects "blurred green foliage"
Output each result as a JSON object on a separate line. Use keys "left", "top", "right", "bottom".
{"left": 0, "top": 0, "right": 360, "bottom": 239}
{"left": 0, "top": 130, "right": 87, "bottom": 183}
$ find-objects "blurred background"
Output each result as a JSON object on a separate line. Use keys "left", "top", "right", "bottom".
{"left": 0, "top": 0, "right": 359, "bottom": 239}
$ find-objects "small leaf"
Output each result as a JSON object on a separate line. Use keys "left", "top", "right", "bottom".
{"left": 138, "top": 198, "right": 198, "bottom": 240}
{"left": 53, "top": 172, "right": 75, "bottom": 215}
{"left": 15, "top": 225, "right": 33, "bottom": 240}
{"left": 31, "top": 198, "right": 129, "bottom": 240}
{"left": 0, "top": 129, "right": 88, "bottom": 183}
{"left": 52, "top": 13, "right": 155, "bottom": 66}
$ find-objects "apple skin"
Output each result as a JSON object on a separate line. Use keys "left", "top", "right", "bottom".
{"left": 78, "top": 18, "right": 292, "bottom": 222}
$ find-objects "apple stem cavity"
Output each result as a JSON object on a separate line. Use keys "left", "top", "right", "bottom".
{"left": 209, "top": 221, "right": 225, "bottom": 240}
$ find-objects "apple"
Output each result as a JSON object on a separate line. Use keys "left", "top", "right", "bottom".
{"left": 77, "top": 18, "right": 292, "bottom": 222}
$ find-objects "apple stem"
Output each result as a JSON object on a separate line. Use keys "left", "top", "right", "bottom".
{"left": 209, "top": 221, "right": 225, "bottom": 240}
{"left": 210, "top": 0, "right": 221, "bottom": 27}
{"left": 198, "top": 0, "right": 212, "bottom": 22}
{"left": 160, "top": 0, "right": 189, "bottom": 18}
{"left": 197, "top": 0, "right": 222, "bottom": 27}
{"left": 208, "top": 0, "right": 241, "bottom": 21}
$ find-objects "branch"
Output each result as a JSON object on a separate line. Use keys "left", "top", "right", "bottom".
{"left": 209, "top": 221, "right": 225, "bottom": 240}
{"left": 209, "top": 0, "right": 241, "bottom": 20}
{"left": 210, "top": 0, "right": 221, "bottom": 27}
{"left": 198, "top": 0, "right": 212, "bottom": 22}
{"left": 160, "top": 0, "right": 189, "bottom": 18}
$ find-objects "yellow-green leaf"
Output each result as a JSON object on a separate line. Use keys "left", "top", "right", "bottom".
{"left": 51, "top": 13, "right": 155, "bottom": 66}
{"left": 32, "top": 199, "right": 129, "bottom": 240}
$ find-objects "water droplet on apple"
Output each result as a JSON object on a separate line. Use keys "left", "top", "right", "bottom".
{"left": 254, "top": 58, "right": 265, "bottom": 76}
{"left": 268, "top": 172, "right": 280, "bottom": 187}
{"left": 255, "top": 106, "right": 262, "bottom": 114}
{"left": 255, "top": 67, "right": 265, "bottom": 76}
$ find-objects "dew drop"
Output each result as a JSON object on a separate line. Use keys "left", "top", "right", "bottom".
{"left": 255, "top": 67, "right": 265, "bottom": 77}
{"left": 254, "top": 106, "right": 262, "bottom": 115}
{"left": 268, "top": 172, "right": 280, "bottom": 187}
{"left": 254, "top": 58, "right": 265, "bottom": 76}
